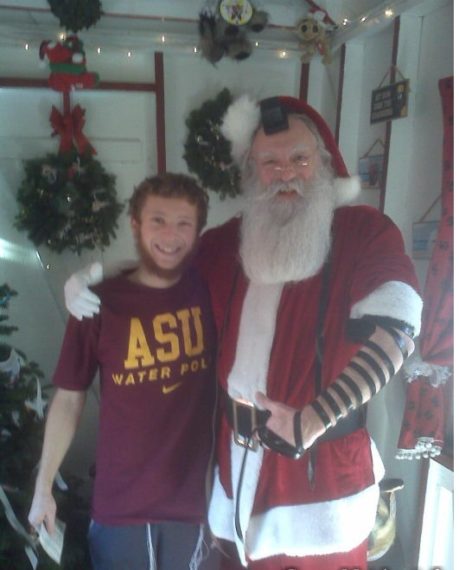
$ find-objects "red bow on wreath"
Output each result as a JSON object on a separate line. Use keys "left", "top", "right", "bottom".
{"left": 50, "top": 104, "right": 96, "bottom": 155}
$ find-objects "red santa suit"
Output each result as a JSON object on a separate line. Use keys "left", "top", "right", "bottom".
{"left": 196, "top": 205, "right": 422, "bottom": 567}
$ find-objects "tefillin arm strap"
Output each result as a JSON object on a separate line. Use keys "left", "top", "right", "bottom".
{"left": 311, "top": 309, "right": 415, "bottom": 439}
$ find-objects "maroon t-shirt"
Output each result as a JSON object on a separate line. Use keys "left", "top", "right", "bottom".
{"left": 53, "top": 269, "right": 216, "bottom": 525}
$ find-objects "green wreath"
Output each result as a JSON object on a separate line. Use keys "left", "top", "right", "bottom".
{"left": 183, "top": 88, "right": 241, "bottom": 200}
{"left": 47, "top": 0, "right": 102, "bottom": 33}
{"left": 15, "top": 150, "right": 124, "bottom": 255}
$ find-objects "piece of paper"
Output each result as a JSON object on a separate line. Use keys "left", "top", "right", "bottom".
{"left": 38, "top": 518, "right": 66, "bottom": 565}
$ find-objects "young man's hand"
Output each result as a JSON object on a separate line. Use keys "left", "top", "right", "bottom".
{"left": 28, "top": 488, "right": 57, "bottom": 535}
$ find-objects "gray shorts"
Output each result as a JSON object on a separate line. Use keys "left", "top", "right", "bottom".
{"left": 88, "top": 520, "right": 219, "bottom": 570}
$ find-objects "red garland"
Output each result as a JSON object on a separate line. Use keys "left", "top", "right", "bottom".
{"left": 50, "top": 104, "right": 96, "bottom": 156}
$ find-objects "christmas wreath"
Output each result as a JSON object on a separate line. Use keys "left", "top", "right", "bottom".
{"left": 15, "top": 149, "right": 124, "bottom": 255}
{"left": 183, "top": 88, "right": 241, "bottom": 200}
{"left": 47, "top": 0, "right": 102, "bottom": 33}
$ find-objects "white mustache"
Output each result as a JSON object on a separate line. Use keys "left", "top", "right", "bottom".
{"left": 254, "top": 178, "right": 305, "bottom": 201}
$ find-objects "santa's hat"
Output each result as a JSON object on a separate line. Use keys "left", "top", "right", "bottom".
{"left": 221, "top": 94, "right": 360, "bottom": 205}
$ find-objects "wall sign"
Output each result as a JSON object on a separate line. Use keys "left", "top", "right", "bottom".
{"left": 370, "top": 79, "right": 409, "bottom": 124}
{"left": 358, "top": 138, "right": 385, "bottom": 190}
{"left": 412, "top": 221, "right": 439, "bottom": 259}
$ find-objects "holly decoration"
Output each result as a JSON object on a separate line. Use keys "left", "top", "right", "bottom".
{"left": 15, "top": 149, "right": 124, "bottom": 255}
{"left": 0, "top": 285, "right": 92, "bottom": 569}
{"left": 47, "top": 0, "right": 102, "bottom": 33}
{"left": 183, "top": 88, "right": 241, "bottom": 200}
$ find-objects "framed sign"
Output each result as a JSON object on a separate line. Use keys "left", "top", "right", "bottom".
{"left": 358, "top": 138, "right": 385, "bottom": 190}
{"left": 370, "top": 79, "right": 409, "bottom": 124}
{"left": 412, "top": 221, "right": 439, "bottom": 259}
{"left": 358, "top": 154, "right": 384, "bottom": 189}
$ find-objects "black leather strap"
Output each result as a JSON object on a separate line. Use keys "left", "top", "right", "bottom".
{"left": 293, "top": 409, "right": 304, "bottom": 449}
{"left": 317, "top": 408, "right": 364, "bottom": 443}
{"left": 365, "top": 339, "right": 396, "bottom": 377}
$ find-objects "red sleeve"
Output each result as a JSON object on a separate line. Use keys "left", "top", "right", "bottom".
{"left": 333, "top": 206, "right": 420, "bottom": 306}
{"left": 52, "top": 314, "right": 100, "bottom": 390}
{"left": 193, "top": 218, "right": 241, "bottom": 331}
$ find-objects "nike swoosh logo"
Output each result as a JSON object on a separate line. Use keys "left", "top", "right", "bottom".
{"left": 162, "top": 381, "right": 183, "bottom": 395}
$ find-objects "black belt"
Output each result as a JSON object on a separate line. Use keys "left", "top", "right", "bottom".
{"left": 224, "top": 392, "right": 364, "bottom": 450}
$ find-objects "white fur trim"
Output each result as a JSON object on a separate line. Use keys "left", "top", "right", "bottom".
{"left": 227, "top": 282, "right": 283, "bottom": 402}
{"left": 247, "top": 485, "right": 379, "bottom": 559}
{"left": 334, "top": 175, "right": 361, "bottom": 205}
{"left": 224, "top": 282, "right": 283, "bottom": 561}
{"left": 221, "top": 95, "right": 260, "bottom": 163}
{"left": 350, "top": 281, "right": 423, "bottom": 336}
{"left": 209, "top": 440, "right": 384, "bottom": 562}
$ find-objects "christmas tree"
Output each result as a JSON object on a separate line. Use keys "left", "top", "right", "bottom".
{"left": 0, "top": 284, "right": 91, "bottom": 569}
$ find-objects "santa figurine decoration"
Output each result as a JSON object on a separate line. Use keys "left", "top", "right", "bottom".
{"left": 39, "top": 35, "right": 99, "bottom": 92}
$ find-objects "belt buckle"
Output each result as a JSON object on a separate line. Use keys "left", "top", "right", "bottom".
{"left": 232, "top": 398, "right": 258, "bottom": 451}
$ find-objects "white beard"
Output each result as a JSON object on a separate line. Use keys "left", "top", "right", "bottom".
{"left": 240, "top": 170, "right": 336, "bottom": 284}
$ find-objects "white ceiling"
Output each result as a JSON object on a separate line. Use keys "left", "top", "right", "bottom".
{"left": 0, "top": 0, "right": 446, "bottom": 55}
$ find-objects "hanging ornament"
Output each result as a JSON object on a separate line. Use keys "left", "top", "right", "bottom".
{"left": 198, "top": 3, "right": 269, "bottom": 64}
{"left": 219, "top": 0, "right": 254, "bottom": 25}
{"left": 0, "top": 349, "right": 22, "bottom": 386}
{"left": 40, "top": 35, "right": 99, "bottom": 92}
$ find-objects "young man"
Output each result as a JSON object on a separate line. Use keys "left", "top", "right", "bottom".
{"left": 29, "top": 173, "right": 217, "bottom": 570}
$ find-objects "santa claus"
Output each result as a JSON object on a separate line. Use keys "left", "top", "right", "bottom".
{"left": 195, "top": 95, "right": 422, "bottom": 569}
{"left": 65, "top": 96, "right": 423, "bottom": 570}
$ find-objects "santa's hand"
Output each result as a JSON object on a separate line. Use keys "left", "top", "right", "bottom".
{"left": 64, "top": 262, "right": 103, "bottom": 320}
{"left": 256, "top": 392, "right": 326, "bottom": 451}
{"left": 256, "top": 392, "right": 297, "bottom": 447}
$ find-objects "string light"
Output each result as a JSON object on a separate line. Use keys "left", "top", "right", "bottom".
{"left": 360, "top": 16, "right": 367, "bottom": 23}
{"left": 161, "top": 35, "right": 166, "bottom": 43}
{"left": 342, "top": 18, "right": 350, "bottom": 26}
{"left": 385, "top": 9, "right": 394, "bottom": 17}
{"left": 254, "top": 41, "right": 259, "bottom": 47}
{"left": 97, "top": 46, "right": 101, "bottom": 54}
{"left": 279, "top": 50, "right": 287, "bottom": 59}
{"left": 193, "top": 46, "right": 198, "bottom": 53}
{"left": 127, "top": 50, "right": 132, "bottom": 58}
{"left": 58, "top": 32, "right": 66, "bottom": 41}
{"left": 24, "top": 43, "right": 29, "bottom": 50}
